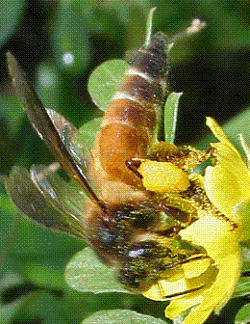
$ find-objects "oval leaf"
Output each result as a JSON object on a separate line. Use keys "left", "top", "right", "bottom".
{"left": 65, "top": 247, "right": 128, "bottom": 294}
{"left": 233, "top": 278, "right": 250, "bottom": 298}
{"left": 164, "top": 92, "right": 183, "bottom": 143}
{"left": 88, "top": 59, "right": 129, "bottom": 111}
{"left": 235, "top": 303, "right": 250, "bottom": 324}
{"left": 82, "top": 309, "right": 167, "bottom": 324}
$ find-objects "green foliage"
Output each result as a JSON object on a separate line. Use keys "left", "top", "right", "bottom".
{"left": 52, "top": 1, "right": 90, "bottom": 74}
{"left": 234, "top": 278, "right": 250, "bottom": 298}
{"left": 235, "top": 303, "right": 250, "bottom": 324}
{"left": 65, "top": 247, "right": 127, "bottom": 294}
{"left": 0, "top": 0, "right": 25, "bottom": 47}
{"left": 88, "top": 59, "right": 129, "bottom": 111}
{"left": 78, "top": 117, "right": 102, "bottom": 148}
{"left": 164, "top": 92, "right": 183, "bottom": 144}
{"left": 81, "top": 309, "right": 168, "bottom": 324}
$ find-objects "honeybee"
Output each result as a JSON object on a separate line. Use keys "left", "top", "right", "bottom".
{"left": 5, "top": 22, "right": 211, "bottom": 295}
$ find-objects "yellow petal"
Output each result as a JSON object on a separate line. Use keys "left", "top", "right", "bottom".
{"left": 165, "top": 294, "right": 203, "bottom": 319}
{"left": 143, "top": 277, "right": 190, "bottom": 301}
{"left": 182, "top": 257, "right": 211, "bottom": 279}
{"left": 205, "top": 117, "right": 250, "bottom": 222}
{"left": 174, "top": 216, "right": 242, "bottom": 324}
{"left": 143, "top": 252, "right": 216, "bottom": 302}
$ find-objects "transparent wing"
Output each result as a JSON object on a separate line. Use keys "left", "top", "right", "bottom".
{"left": 30, "top": 163, "right": 87, "bottom": 218}
{"left": 45, "top": 109, "right": 92, "bottom": 179}
{"left": 6, "top": 52, "right": 104, "bottom": 209}
{"left": 5, "top": 166, "right": 86, "bottom": 239}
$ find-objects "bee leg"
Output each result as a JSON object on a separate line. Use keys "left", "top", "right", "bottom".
{"left": 159, "top": 194, "right": 198, "bottom": 224}
{"left": 158, "top": 202, "right": 192, "bottom": 225}
{"left": 177, "top": 146, "right": 214, "bottom": 170}
{"left": 148, "top": 142, "right": 180, "bottom": 161}
{"left": 148, "top": 141, "right": 214, "bottom": 170}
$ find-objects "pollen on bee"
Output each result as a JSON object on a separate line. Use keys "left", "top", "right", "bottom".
{"left": 138, "top": 160, "right": 190, "bottom": 193}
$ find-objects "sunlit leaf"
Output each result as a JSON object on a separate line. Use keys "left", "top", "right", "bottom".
{"left": 233, "top": 277, "right": 250, "bottom": 298}
{"left": 164, "top": 92, "right": 183, "bottom": 143}
{"left": 65, "top": 247, "right": 128, "bottom": 294}
{"left": 88, "top": 59, "right": 129, "bottom": 111}
{"left": 235, "top": 303, "right": 250, "bottom": 324}
{"left": 82, "top": 309, "right": 168, "bottom": 324}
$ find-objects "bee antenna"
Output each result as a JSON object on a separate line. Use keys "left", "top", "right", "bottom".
{"left": 168, "top": 19, "right": 206, "bottom": 49}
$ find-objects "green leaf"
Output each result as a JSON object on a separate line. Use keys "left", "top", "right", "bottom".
{"left": 65, "top": 247, "right": 128, "bottom": 294}
{"left": 0, "top": 297, "right": 26, "bottom": 324}
{"left": 0, "top": 272, "right": 98, "bottom": 324}
{"left": 164, "top": 92, "right": 183, "bottom": 143}
{"left": 78, "top": 117, "right": 102, "bottom": 149}
{"left": 0, "top": 194, "right": 83, "bottom": 288}
{"left": 0, "top": 0, "right": 25, "bottom": 46}
{"left": 0, "top": 92, "right": 24, "bottom": 138}
{"left": 88, "top": 59, "right": 129, "bottom": 111}
{"left": 235, "top": 303, "right": 250, "bottom": 324}
{"left": 11, "top": 290, "right": 69, "bottom": 323}
{"left": 82, "top": 309, "right": 168, "bottom": 324}
{"left": 52, "top": 1, "right": 90, "bottom": 73}
{"left": 145, "top": 7, "right": 156, "bottom": 46}
{"left": 233, "top": 277, "right": 250, "bottom": 298}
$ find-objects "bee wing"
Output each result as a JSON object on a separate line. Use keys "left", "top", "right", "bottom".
{"left": 6, "top": 52, "right": 103, "bottom": 209}
{"left": 45, "top": 109, "right": 91, "bottom": 177}
{"left": 5, "top": 166, "right": 86, "bottom": 239}
{"left": 30, "top": 163, "right": 87, "bottom": 218}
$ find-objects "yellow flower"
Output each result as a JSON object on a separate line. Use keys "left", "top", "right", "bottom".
{"left": 204, "top": 117, "right": 250, "bottom": 242}
{"left": 143, "top": 117, "right": 249, "bottom": 324}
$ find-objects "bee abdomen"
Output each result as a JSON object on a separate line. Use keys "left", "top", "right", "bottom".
{"left": 94, "top": 32, "right": 169, "bottom": 186}
{"left": 131, "top": 31, "right": 170, "bottom": 80}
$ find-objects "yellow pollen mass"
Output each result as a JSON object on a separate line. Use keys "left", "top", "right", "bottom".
{"left": 138, "top": 160, "right": 190, "bottom": 193}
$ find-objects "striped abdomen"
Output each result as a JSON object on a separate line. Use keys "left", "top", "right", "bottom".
{"left": 93, "top": 32, "right": 170, "bottom": 188}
